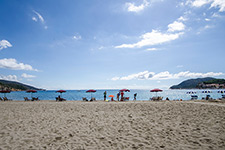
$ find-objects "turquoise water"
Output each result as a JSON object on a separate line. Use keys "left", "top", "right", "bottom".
{"left": 2, "top": 89, "right": 225, "bottom": 101}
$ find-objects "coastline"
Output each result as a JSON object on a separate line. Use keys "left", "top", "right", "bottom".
{"left": 0, "top": 101, "right": 225, "bottom": 149}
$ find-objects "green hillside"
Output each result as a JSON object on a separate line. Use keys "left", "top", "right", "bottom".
{"left": 0, "top": 80, "right": 42, "bottom": 91}
{"left": 170, "top": 77, "right": 215, "bottom": 89}
{"left": 203, "top": 79, "right": 225, "bottom": 84}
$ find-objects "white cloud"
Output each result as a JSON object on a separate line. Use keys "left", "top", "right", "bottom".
{"left": 178, "top": 16, "right": 188, "bottom": 21}
{"left": 32, "top": 17, "right": 38, "bottom": 22}
{"left": 33, "top": 10, "right": 45, "bottom": 23}
{"left": 112, "top": 71, "right": 224, "bottom": 80}
{"left": 0, "top": 40, "right": 12, "bottom": 51}
{"left": 73, "top": 35, "right": 82, "bottom": 40}
{"left": 212, "top": 12, "right": 221, "bottom": 17}
{"left": 21, "top": 73, "right": 36, "bottom": 78}
{"left": 205, "top": 18, "right": 211, "bottom": 21}
{"left": 204, "top": 25, "right": 213, "bottom": 29}
{"left": 210, "top": 0, "right": 225, "bottom": 12}
{"left": 0, "top": 75, "right": 18, "bottom": 81}
{"left": 146, "top": 48, "right": 158, "bottom": 51}
{"left": 0, "top": 58, "right": 38, "bottom": 71}
{"left": 115, "top": 30, "right": 183, "bottom": 48}
{"left": 32, "top": 10, "right": 48, "bottom": 29}
{"left": 168, "top": 21, "right": 186, "bottom": 32}
{"left": 189, "top": 0, "right": 225, "bottom": 12}
{"left": 191, "top": 0, "right": 211, "bottom": 7}
{"left": 125, "top": 0, "right": 149, "bottom": 13}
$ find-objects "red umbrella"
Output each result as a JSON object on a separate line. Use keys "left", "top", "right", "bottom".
{"left": 86, "top": 89, "right": 96, "bottom": 98}
{"left": 86, "top": 89, "right": 96, "bottom": 93}
{"left": 26, "top": 90, "right": 37, "bottom": 98}
{"left": 150, "top": 88, "right": 163, "bottom": 92}
{"left": 26, "top": 90, "right": 37, "bottom": 93}
{"left": 0, "top": 90, "right": 11, "bottom": 97}
{"left": 119, "top": 89, "right": 130, "bottom": 92}
{"left": 56, "top": 90, "right": 66, "bottom": 97}
{"left": 150, "top": 88, "right": 163, "bottom": 97}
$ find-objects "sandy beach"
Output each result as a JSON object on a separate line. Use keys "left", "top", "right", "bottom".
{"left": 0, "top": 101, "right": 225, "bottom": 150}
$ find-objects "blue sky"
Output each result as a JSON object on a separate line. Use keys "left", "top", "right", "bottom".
{"left": 0, "top": 0, "right": 225, "bottom": 90}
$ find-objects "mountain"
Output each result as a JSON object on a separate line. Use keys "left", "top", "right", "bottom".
{"left": 0, "top": 80, "right": 42, "bottom": 91}
{"left": 170, "top": 77, "right": 216, "bottom": 89}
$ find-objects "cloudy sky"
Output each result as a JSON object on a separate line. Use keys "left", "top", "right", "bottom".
{"left": 0, "top": 0, "right": 225, "bottom": 90}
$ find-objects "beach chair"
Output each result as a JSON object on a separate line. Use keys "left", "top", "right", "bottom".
{"left": 82, "top": 97, "right": 88, "bottom": 101}
{"left": 3, "top": 97, "right": 12, "bottom": 101}
{"left": 90, "top": 97, "right": 96, "bottom": 101}
{"left": 61, "top": 98, "right": 66, "bottom": 101}
{"left": 24, "top": 97, "right": 31, "bottom": 101}
{"left": 222, "top": 95, "right": 225, "bottom": 99}
{"left": 151, "top": 96, "right": 162, "bottom": 101}
{"left": 32, "top": 97, "right": 39, "bottom": 101}
{"left": 191, "top": 95, "right": 198, "bottom": 100}
{"left": 124, "top": 97, "right": 129, "bottom": 101}
{"left": 56, "top": 97, "right": 66, "bottom": 101}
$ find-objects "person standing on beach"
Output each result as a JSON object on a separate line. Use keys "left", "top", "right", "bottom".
{"left": 104, "top": 91, "right": 107, "bottom": 101}
{"left": 117, "top": 92, "right": 120, "bottom": 101}
{"left": 121, "top": 92, "right": 124, "bottom": 101}
{"left": 134, "top": 93, "right": 137, "bottom": 101}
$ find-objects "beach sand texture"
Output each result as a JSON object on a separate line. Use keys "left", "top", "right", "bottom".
{"left": 0, "top": 101, "right": 225, "bottom": 150}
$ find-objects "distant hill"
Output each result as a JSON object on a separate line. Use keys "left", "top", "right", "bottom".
{"left": 203, "top": 79, "right": 225, "bottom": 84}
{"left": 0, "top": 80, "right": 42, "bottom": 91}
{"left": 170, "top": 77, "right": 216, "bottom": 89}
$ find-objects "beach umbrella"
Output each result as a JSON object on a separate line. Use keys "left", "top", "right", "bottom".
{"left": 150, "top": 88, "right": 163, "bottom": 97}
{"left": 119, "top": 89, "right": 130, "bottom": 92}
{"left": 186, "top": 91, "right": 196, "bottom": 94}
{"left": 26, "top": 90, "right": 37, "bottom": 98}
{"left": 202, "top": 91, "right": 211, "bottom": 93}
{"left": 56, "top": 90, "right": 66, "bottom": 97}
{"left": 86, "top": 89, "right": 96, "bottom": 98}
{"left": 0, "top": 90, "right": 11, "bottom": 97}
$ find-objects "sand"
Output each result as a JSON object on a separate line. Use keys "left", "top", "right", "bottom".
{"left": 0, "top": 101, "right": 225, "bottom": 150}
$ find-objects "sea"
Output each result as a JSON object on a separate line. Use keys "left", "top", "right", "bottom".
{"left": 2, "top": 89, "right": 225, "bottom": 101}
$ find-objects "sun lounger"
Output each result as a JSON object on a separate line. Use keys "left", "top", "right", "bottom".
{"left": 90, "top": 97, "right": 96, "bottom": 101}
{"left": 222, "top": 95, "right": 225, "bottom": 99}
{"left": 3, "top": 97, "right": 12, "bottom": 101}
{"left": 191, "top": 95, "right": 198, "bottom": 100}
{"left": 124, "top": 97, "right": 129, "bottom": 101}
{"left": 150, "top": 96, "right": 163, "bottom": 101}
{"left": 56, "top": 97, "right": 66, "bottom": 101}
{"left": 24, "top": 97, "right": 31, "bottom": 101}
{"left": 32, "top": 97, "right": 39, "bottom": 101}
{"left": 0, "top": 97, "right": 3, "bottom": 101}
{"left": 82, "top": 97, "right": 88, "bottom": 101}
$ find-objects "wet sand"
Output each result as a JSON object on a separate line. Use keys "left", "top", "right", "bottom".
{"left": 0, "top": 101, "right": 225, "bottom": 149}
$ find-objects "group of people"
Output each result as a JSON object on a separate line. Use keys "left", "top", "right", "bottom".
{"left": 104, "top": 91, "right": 137, "bottom": 101}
